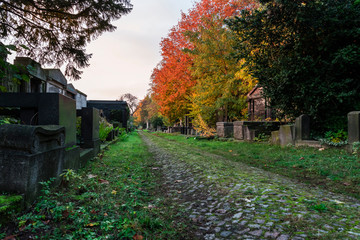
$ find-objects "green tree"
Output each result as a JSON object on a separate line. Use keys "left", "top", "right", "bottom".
{"left": 0, "top": 0, "right": 132, "bottom": 80}
{"left": 227, "top": 0, "right": 360, "bottom": 132}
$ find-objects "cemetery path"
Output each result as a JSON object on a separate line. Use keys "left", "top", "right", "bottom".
{"left": 139, "top": 132, "right": 360, "bottom": 240}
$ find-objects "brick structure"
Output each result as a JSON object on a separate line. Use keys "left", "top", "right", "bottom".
{"left": 247, "top": 85, "right": 272, "bottom": 121}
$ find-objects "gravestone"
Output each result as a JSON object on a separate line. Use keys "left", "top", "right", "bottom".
{"left": 0, "top": 124, "right": 65, "bottom": 203}
{"left": 271, "top": 131, "right": 280, "bottom": 145}
{"left": 79, "top": 108, "right": 100, "bottom": 155}
{"left": 216, "top": 122, "right": 234, "bottom": 138}
{"left": 348, "top": 111, "right": 360, "bottom": 144}
{"left": 295, "top": 114, "right": 310, "bottom": 141}
{"left": 0, "top": 93, "right": 76, "bottom": 146}
{"left": 279, "top": 125, "right": 295, "bottom": 146}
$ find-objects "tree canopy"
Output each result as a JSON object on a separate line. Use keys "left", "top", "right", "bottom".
{"left": 0, "top": 0, "right": 132, "bottom": 80}
{"left": 227, "top": 0, "right": 360, "bottom": 131}
{"left": 151, "top": 0, "right": 257, "bottom": 127}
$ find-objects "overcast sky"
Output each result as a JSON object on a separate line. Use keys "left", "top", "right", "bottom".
{"left": 71, "top": 0, "right": 195, "bottom": 101}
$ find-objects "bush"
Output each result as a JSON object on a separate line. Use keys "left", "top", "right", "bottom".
{"left": 99, "top": 117, "right": 113, "bottom": 142}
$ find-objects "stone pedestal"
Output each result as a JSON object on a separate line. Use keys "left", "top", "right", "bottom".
{"left": 216, "top": 122, "right": 234, "bottom": 138}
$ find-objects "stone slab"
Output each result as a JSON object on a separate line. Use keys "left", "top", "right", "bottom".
{"left": 279, "top": 125, "right": 295, "bottom": 146}
{"left": 348, "top": 111, "right": 360, "bottom": 144}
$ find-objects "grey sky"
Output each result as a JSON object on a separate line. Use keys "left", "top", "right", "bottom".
{"left": 72, "top": 0, "right": 195, "bottom": 101}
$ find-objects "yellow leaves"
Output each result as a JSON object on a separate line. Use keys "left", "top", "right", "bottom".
{"left": 111, "top": 190, "right": 117, "bottom": 195}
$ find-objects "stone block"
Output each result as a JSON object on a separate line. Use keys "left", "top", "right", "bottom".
{"left": 348, "top": 111, "right": 360, "bottom": 144}
{"left": 63, "top": 146, "right": 81, "bottom": 170}
{"left": 216, "top": 122, "right": 234, "bottom": 138}
{"left": 279, "top": 125, "right": 295, "bottom": 146}
{"left": 243, "top": 126, "right": 256, "bottom": 141}
{"left": 271, "top": 131, "right": 280, "bottom": 145}
{"left": 235, "top": 121, "right": 281, "bottom": 141}
{"left": 0, "top": 125, "right": 65, "bottom": 204}
{"left": 0, "top": 93, "right": 77, "bottom": 146}
{"left": 79, "top": 107, "right": 100, "bottom": 149}
{"left": 234, "top": 121, "right": 245, "bottom": 140}
{"left": 295, "top": 114, "right": 310, "bottom": 141}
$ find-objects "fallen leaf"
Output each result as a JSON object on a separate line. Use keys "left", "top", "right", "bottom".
{"left": 87, "top": 174, "right": 97, "bottom": 179}
{"left": 133, "top": 234, "right": 144, "bottom": 240}
{"left": 174, "top": 180, "right": 183, "bottom": 183}
{"left": 319, "top": 148, "right": 325, "bottom": 151}
{"left": 104, "top": 212, "right": 108, "bottom": 216}
{"left": 90, "top": 209, "right": 99, "bottom": 214}
{"left": 299, "top": 157, "right": 304, "bottom": 160}
{"left": 152, "top": 167, "right": 159, "bottom": 170}
{"left": 62, "top": 210, "right": 69, "bottom": 218}
{"left": 177, "top": 191, "right": 182, "bottom": 194}
{"left": 3, "top": 235, "right": 17, "bottom": 240}
{"left": 229, "top": 150, "right": 233, "bottom": 152}
{"left": 42, "top": 220, "right": 50, "bottom": 225}
{"left": 98, "top": 179, "right": 110, "bottom": 184}
{"left": 343, "top": 182, "right": 351, "bottom": 186}
{"left": 111, "top": 190, "right": 117, "bottom": 195}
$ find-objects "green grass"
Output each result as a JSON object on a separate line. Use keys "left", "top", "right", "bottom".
{"left": 153, "top": 132, "right": 360, "bottom": 199}
{"left": 0, "top": 132, "right": 192, "bottom": 239}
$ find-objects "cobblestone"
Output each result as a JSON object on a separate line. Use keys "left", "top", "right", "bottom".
{"left": 140, "top": 132, "right": 360, "bottom": 239}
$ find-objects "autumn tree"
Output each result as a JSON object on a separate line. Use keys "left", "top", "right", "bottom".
{"left": 184, "top": 1, "right": 258, "bottom": 127}
{"left": 0, "top": 0, "right": 132, "bottom": 80}
{"left": 227, "top": 0, "right": 360, "bottom": 132}
{"left": 151, "top": 0, "right": 258, "bottom": 126}
{"left": 133, "top": 94, "right": 164, "bottom": 129}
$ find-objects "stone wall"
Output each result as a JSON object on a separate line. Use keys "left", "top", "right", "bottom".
{"left": 234, "top": 121, "right": 281, "bottom": 141}
{"left": 216, "top": 122, "right": 234, "bottom": 138}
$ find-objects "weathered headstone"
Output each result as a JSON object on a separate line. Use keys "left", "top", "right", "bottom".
{"left": 0, "top": 124, "right": 65, "bottom": 203}
{"left": 279, "top": 125, "right": 295, "bottom": 146}
{"left": 79, "top": 107, "right": 100, "bottom": 154}
{"left": 216, "top": 122, "right": 234, "bottom": 138}
{"left": 271, "top": 131, "right": 280, "bottom": 145}
{"left": 348, "top": 111, "right": 360, "bottom": 144}
{"left": 295, "top": 114, "right": 310, "bottom": 141}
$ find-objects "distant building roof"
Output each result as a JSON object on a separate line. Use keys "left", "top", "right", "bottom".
{"left": 44, "top": 69, "right": 67, "bottom": 86}
{"left": 66, "top": 83, "right": 77, "bottom": 95}
{"left": 75, "top": 89, "right": 87, "bottom": 97}
{"left": 247, "top": 84, "right": 263, "bottom": 101}
{"left": 87, "top": 100, "right": 128, "bottom": 106}
{"left": 14, "top": 57, "right": 46, "bottom": 81}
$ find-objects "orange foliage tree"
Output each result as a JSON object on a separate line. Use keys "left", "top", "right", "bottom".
{"left": 151, "top": 0, "right": 258, "bottom": 125}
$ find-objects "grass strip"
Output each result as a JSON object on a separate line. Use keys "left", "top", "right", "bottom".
{"left": 152, "top": 132, "right": 360, "bottom": 199}
{"left": 0, "top": 132, "right": 191, "bottom": 240}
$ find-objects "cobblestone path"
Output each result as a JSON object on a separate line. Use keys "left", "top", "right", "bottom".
{"left": 140, "top": 132, "right": 360, "bottom": 240}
